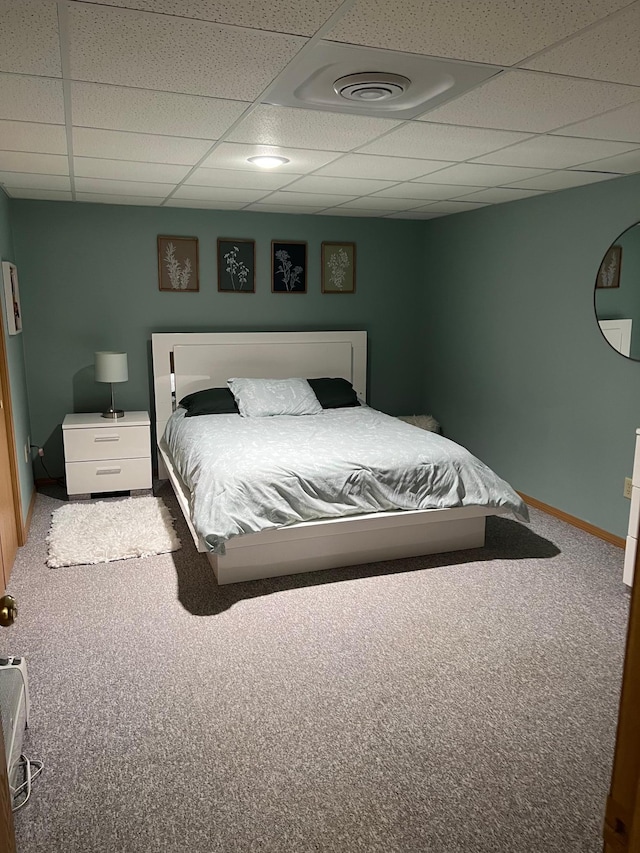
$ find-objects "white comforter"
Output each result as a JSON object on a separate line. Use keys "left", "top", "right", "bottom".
{"left": 163, "top": 406, "right": 528, "bottom": 553}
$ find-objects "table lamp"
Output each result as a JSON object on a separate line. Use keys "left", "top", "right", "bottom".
{"left": 95, "top": 351, "right": 128, "bottom": 419}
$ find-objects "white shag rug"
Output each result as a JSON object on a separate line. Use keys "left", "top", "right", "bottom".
{"left": 47, "top": 496, "right": 181, "bottom": 568}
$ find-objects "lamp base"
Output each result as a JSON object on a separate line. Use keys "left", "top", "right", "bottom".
{"left": 101, "top": 409, "right": 124, "bottom": 419}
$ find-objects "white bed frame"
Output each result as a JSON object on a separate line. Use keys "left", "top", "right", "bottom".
{"left": 152, "top": 331, "right": 502, "bottom": 584}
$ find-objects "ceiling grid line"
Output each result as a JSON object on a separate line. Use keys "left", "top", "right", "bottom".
{"left": 56, "top": 0, "right": 77, "bottom": 199}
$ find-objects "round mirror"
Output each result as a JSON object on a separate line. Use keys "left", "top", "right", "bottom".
{"left": 595, "top": 221, "right": 640, "bottom": 359}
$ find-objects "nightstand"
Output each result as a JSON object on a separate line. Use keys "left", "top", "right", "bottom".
{"left": 62, "top": 411, "right": 152, "bottom": 500}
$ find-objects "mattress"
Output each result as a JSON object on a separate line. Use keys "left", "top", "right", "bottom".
{"left": 163, "top": 405, "right": 529, "bottom": 553}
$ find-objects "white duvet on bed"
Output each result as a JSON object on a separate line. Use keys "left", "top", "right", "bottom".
{"left": 162, "top": 405, "right": 529, "bottom": 553}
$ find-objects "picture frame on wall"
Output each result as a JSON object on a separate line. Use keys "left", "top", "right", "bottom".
{"left": 596, "top": 244, "right": 622, "bottom": 289}
{"left": 321, "top": 242, "right": 356, "bottom": 293}
{"left": 157, "top": 235, "right": 199, "bottom": 292}
{"left": 217, "top": 239, "right": 256, "bottom": 293}
{"left": 2, "top": 261, "right": 22, "bottom": 334}
{"left": 272, "top": 241, "right": 307, "bottom": 293}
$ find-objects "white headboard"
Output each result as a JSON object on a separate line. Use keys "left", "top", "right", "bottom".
{"left": 151, "top": 331, "right": 368, "bottom": 441}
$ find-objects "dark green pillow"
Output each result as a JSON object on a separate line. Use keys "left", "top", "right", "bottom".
{"left": 307, "top": 378, "right": 360, "bottom": 409}
{"left": 179, "top": 387, "right": 239, "bottom": 417}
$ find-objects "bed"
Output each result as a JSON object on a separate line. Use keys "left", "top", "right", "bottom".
{"left": 152, "top": 331, "right": 527, "bottom": 584}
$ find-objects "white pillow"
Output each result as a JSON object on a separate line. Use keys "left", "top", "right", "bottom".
{"left": 227, "top": 378, "right": 323, "bottom": 418}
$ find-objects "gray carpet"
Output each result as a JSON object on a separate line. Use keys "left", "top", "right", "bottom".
{"left": 4, "top": 483, "right": 629, "bottom": 853}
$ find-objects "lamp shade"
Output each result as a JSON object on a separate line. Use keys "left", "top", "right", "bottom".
{"left": 95, "top": 351, "right": 128, "bottom": 384}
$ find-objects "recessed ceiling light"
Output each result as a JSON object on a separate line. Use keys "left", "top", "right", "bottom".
{"left": 247, "top": 155, "right": 290, "bottom": 168}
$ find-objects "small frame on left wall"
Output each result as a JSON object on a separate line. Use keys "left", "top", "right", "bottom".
{"left": 2, "top": 261, "right": 22, "bottom": 334}
{"left": 157, "top": 236, "right": 199, "bottom": 292}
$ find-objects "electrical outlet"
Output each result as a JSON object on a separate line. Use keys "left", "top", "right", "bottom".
{"left": 624, "top": 477, "right": 633, "bottom": 499}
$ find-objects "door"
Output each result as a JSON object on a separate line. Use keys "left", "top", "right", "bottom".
{"left": 0, "top": 295, "right": 21, "bottom": 588}
{"left": 0, "top": 386, "right": 18, "bottom": 588}
{"left": 603, "top": 543, "right": 640, "bottom": 852}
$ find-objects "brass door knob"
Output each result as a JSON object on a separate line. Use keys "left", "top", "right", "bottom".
{"left": 0, "top": 594, "right": 17, "bottom": 627}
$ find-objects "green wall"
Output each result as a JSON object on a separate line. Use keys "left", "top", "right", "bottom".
{"left": 421, "top": 172, "right": 640, "bottom": 539}
{"left": 0, "top": 189, "right": 33, "bottom": 525}
{"left": 11, "top": 201, "right": 425, "bottom": 475}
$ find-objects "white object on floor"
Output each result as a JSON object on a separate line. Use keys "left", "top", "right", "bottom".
{"left": 46, "top": 496, "right": 180, "bottom": 568}
{"left": 396, "top": 414, "right": 441, "bottom": 433}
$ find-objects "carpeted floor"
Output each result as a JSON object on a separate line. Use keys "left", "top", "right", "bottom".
{"left": 4, "top": 483, "right": 630, "bottom": 853}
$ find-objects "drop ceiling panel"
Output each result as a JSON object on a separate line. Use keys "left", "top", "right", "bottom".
{"left": 568, "top": 150, "right": 640, "bottom": 173}
{"left": 74, "top": 177, "right": 175, "bottom": 196}
{"left": 0, "top": 120, "right": 67, "bottom": 155}
{"left": 0, "top": 74, "right": 65, "bottom": 124}
{"left": 67, "top": 3, "right": 306, "bottom": 100}
{"left": 75, "top": 193, "right": 162, "bottom": 205}
{"left": 314, "top": 153, "right": 454, "bottom": 181}
{"left": 415, "top": 200, "right": 488, "bottom": 214}
{"left": 72, "top": 127, "right": 212, "bottom": 164}
{"left": 524, "top": 4, "right": 640, "bottom": 85}
{"left": 372, "top": 182, "right": 484, "bottom": 200}
{"left": 200, "top": 142, "right": 341, "bottom": 173}
{"left": 319, "top": 208, "right": 384, "bottom": 217}
{"left": 552, "top": 101, "right": 640, "bottom": 143}
{"left": 413, "top": 162, "right": 552, "bottom": 186}
{"left": 185, "top": 166, "right": 297, "bottom": 190}
{"left": 0, "top": 0, "right": 62, "bottom": 76}
{"left": 358, "top": 123, "right": 532, "bottom": 160}
{"left": 8, "top": 188, "right": 72, "bottom": 201}
{"left": 327, "top": 0, "right": 631, "bottom": 66}
{"left": 228, "top": 105, "right": 402, "bottom": 151}
{"left": 284, "top": 175, "right": 397, "bottom": 195}
{"left": 419, "top": 71, "right": 640, "bottom": 133}
{"left": 256, "top": 191, "right": 354, "bottom": 207}
{"left": 0, "top": 152, "right": 68, "bottom": 175}
{"left": 72, "top": 0, "right": 344, "bottom": 36}
{"left": 74, "top": 157, "right": 191, "bottom": 183}
{"left": 386, "top": 211, "right": 441, "bottom": 219}
{"left": 171, "top": 185, "right": 269, "bottom": 202}
{"left": 457, "top": 186, "right": 546, "bottom": 203}
{"left": 164, "top": 198, "right": 246, "bottom": 208}
{"left": 245, "top": 203, "right": 327, "bottom": 214}
{"left": 71, "top": 83, "right": 250, "bottom": 138}
{"left": 473, "top": 135, "right": 639, "bottom": 168}
{"left": 336, "top": 196, "right": 425, "bottom": 211}
{"left": 507, "top": 170, "right": 620, "bottom": 191}
{"left": 0, "top": 172, "right": 71, "bottom": 191}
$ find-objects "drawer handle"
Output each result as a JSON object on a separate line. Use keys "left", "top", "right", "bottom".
{"left": 94, "top": 435, "right": 120, "bottom": 442}
{"left": 96, "top": 467, "right": 121, "bottom": 475}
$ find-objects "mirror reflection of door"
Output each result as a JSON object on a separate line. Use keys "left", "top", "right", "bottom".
{"left": 595, "top": 222, "right": 640, "bottom": 359}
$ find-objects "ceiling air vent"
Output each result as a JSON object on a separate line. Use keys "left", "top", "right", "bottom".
{"left": 334, "top": 73, "right": 410, "bottom": 103}
{"left": 265, "top": 42, "right": 502, "bottom": 119}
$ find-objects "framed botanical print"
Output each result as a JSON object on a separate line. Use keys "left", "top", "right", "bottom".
{"left": 157, "top": 236, "right": 199, "bottom": 292}
{"left": 217, "top": 239, "right": 255, "bottom": 293}
{"left": 322, "top": 242, "right": 356, "bottom": 293}
{"left": 596, "top": 244, "right": 622, "bottom": 289}
{"left": 272, "top": 241, "right": 307, "bottom": 293}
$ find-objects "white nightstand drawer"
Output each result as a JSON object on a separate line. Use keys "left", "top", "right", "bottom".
{"left": 66, "top": 457, "right": 152, "bottom": 495}
{"left": 64, "top": 425, "right": 150, "bottom": 463}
